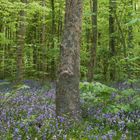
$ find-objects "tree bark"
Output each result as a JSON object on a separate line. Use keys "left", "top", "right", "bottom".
{"left": 87, "top": 0, "right": 98, "bottom": 82}
{"left": 41, "top": 0, "right": 47, "bottom": 81}
{"left": 109, "top": 0, "right": 116, "bottom": 81}
{"left": 128, "top": 0, "right": 133, "bottom": 48}
{"left": 16, "top": 0, "right": 27, "bottom": 82}
{"left": 58, "top": 0, "right": 63, "bottom": 43}
{"left": 56, "top": 0, "right": 83, "bottom": 120}
{"left": 114, "top": 11, "right": 131, "bottom": 79}
{"left": 50, "top": 0, "right": 56, "bottom": 80}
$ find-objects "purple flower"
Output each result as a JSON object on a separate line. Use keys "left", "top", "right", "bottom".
{"left": 95, "top": 136, "right": 99, "bottom": 140}
{"left": 58, "top": 116, "right": 65, "bottom": 123}
{"left": 63, "top": 135, "right": 67, "bottom": 140}
{"left": 14, "top": 128, "right": 19, "bottom": 133}
{"left": 108, "top": 134, "right": 113, "bottom": 140}
{"left": 102, "top": 135, "right": 107, "bottom": 140}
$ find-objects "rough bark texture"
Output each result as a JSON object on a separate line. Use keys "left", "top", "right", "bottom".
{"left": 87, "top": 0, "right": 98, "bottom": 82}
{"left": 56, "top": 0, "right": 83, "bottom": 120}
{"left": 16, "top": 0, "right": 27, "bottom": 82}
{"left": 109, "top": 0, "right": 116, "bottom": 81}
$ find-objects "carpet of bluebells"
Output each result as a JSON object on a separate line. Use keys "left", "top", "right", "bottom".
{"left": 0, "top": 79, "right": 140, "bottom": 140}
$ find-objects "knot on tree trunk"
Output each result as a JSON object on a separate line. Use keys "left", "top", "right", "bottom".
{"left": 60, "top": 70, "right": 74, "bottom": 77}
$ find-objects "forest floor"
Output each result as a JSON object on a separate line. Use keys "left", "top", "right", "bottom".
{"left": 0, "top": 79, "right": 140, "bottom": 140}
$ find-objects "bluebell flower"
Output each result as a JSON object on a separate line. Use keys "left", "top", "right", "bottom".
{"left": 14, "top": 128, "right": 19, "bottom": 133}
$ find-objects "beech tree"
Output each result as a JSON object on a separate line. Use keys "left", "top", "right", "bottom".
{"left": 40, "top": 0, "right": 46, "bottom": 80}
{"left": 16, "top": 0, "right": 27, "bottom": 82}
{"left": 128, "top": 0, "right": 133, "bottom": 48}
{"left": 109, "top": 0, "right": 116, "bottom": 81}
{"left": 50, "top": 0, "right": 56, "bottom": 80}
{"left": 87, "top": 0, "right": 98, "bottom": 82}
{"left": 56, "top": 0, "right": 83, "bottom": 119}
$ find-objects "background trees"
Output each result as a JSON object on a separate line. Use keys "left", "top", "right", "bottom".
{"left": 0, "top": 0, "right": 140, "bottom": 82}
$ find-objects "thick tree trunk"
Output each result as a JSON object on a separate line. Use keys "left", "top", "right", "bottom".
{"left": 16, "top": 0, "right": 27, "bottom": 82}
{"left": 56, "top": 0, "right": 83, "bottom": 120}
{"left": 109, "top": 0, "right": 116, "bottom": 81}
{"left": 87, "top": 0, "right": 98, "bottom": 82}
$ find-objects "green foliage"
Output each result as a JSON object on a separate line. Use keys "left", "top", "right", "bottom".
{"left": 80, "top": 81, "right": 140, "bottom": 114}
{"left": 0, "top": 81, "right": 10, "bottom": 86}
{"left": 80, "top": 81, "right": 116, "bottom": 95}
{"left": 0, "top": 0, "right": 140, "bottom": 81}
{"left": 80, "top": 82, "right": 118, "bottom": 114}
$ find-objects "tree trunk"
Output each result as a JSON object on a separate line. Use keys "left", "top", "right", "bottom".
{"left": 31, "top": 13, "right": 38, "bottom": 75}
{"left": 56, "top": 0, "right": 83, "bottom": 120}
{"left": 109, "top": 0, "right": 116, "bottom": 81}
{"left": 16, "top": 0, "right": 27, "bottom": 82}
{"left": 41, "top": 0, "right": 47, "bottom": 81}
{"left": 50, "top": 0, "right": 56, "bottom": 80}
{"left": 58, "top": 0, "right": 63, "bottom": 43}
{"left": 87, "top": 0, "right": 98, "bottom": 82}
{"left": 128, "top": 0, "right": 133, "bottom": 48}
{"left": 114, "top": 10, "right": 132, "bottom": 79}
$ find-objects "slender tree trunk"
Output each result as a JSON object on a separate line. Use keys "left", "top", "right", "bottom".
{"left": 84, "top": 21, "right": 90, "bottom": 79}
{"left": 1, "top": 26, "right": 5, "bottom": 79}
{"left": 128, "top": 0, "right": 133, "bottom": 48}
{"left": 109, "top": 0, "right": 116, "bottom": 81}
{"left": 16, "top": 0, "right": 27, "bottom": 82}
{"left": 114, "top": 10, "right": 131, "bottom": 79}
{"left": 50, "top": 0, "right": 56, "bottom": 80}
{"left": 58, "top": 0, "right": 63, "bottom": 43}
{"left": 41, "top": 0, "right": 47, "bottom": 81}
{"left": 31, "top": 13, "right": 38, "bottom": 74}
{"left": 56, "top": 0, "right": 83, "bottom": 120}
{"left": 87, "top": 0, "right": 98, "bottom": 82}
